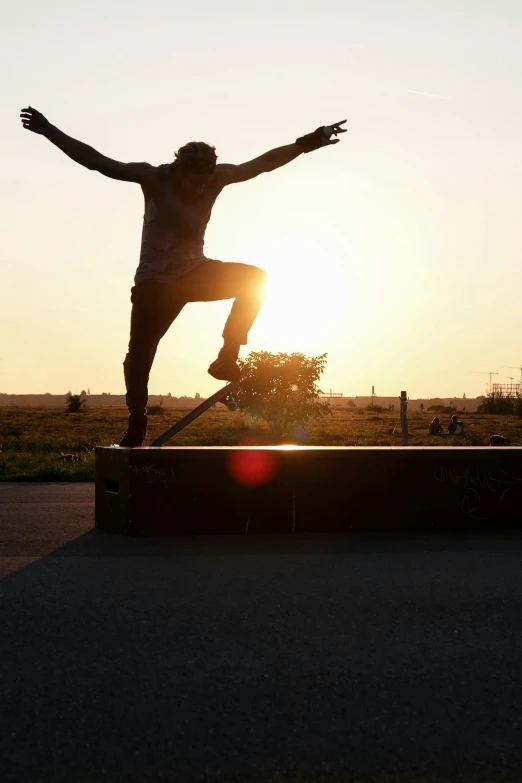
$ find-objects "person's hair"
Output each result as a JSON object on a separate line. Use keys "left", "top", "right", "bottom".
{"left": 452, "top": 415, "right": 458, "bottom": 421}
{"left": 432, "top": 417, "right": 440, "bottom": 423}
{"left": 171, "top": 141, "right": 217, "bottom": 174}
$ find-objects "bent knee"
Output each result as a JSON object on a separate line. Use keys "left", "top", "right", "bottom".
{"left": 249, "top": 265, "right": 269, "bottom": 290}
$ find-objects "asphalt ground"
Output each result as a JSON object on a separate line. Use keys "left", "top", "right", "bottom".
{"left": 1, "top": 482, "right": 521, "bottom": 782}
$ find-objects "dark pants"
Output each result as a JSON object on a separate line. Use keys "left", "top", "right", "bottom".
{"left": 123, "top": 260, "right": 267, "bottom": 417}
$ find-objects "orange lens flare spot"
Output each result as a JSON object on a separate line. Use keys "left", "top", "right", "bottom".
{"left": 226, "top": 451, "right": 278, "bottom": 487}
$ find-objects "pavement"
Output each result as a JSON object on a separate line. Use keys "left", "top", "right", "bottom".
{"left": 1, "top": 482, "right": 521, "bottom": 783}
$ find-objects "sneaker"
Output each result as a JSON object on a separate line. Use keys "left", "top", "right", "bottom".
{"left": 119, "top": 415, "right": 147, "bottom": 447}
{"left": 207, "top": 357, "right": 241, "bottom": 382}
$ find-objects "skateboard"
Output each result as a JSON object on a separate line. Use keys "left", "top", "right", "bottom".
{"left": 150, "top": 382, "right": 239, "bottom": 447}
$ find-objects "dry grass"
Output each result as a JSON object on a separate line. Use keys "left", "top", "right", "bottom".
{"left": 1, "top": 405, "right": 521, "bottom": 481}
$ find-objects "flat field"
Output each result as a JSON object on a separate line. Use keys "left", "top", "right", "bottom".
{"left": 1, "top": 405, "right": 521, "bottom": 480}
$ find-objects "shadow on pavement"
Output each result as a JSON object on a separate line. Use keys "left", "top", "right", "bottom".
{"left": 1, "top": 484, "right": 521, "bottom": 782}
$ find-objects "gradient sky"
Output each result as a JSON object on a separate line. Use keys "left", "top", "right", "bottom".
{"left": 3, "top": 0, "right": 522, "bottom": 398}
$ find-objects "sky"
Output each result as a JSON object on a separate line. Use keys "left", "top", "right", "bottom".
{"left": 2, "top": 0, "right": 522, "bottom": 399}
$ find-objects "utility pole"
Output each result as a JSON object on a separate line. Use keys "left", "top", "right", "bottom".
{"left": 399, "top": 390, "right": 408, "bottom": 446}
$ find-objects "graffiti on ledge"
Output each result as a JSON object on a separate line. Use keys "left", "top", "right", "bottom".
{"left": 434, "top": 464, "right": 522, "bottom": 520}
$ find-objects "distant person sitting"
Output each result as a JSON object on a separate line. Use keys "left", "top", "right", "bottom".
{"left": 448, "top": 415, "right": 465, "bottom": 436}
{"left": 428, "top": 417, "right": 445, "bottom": 436}
{"left": 489, "top": 434, "right": 506, "bottom": 446}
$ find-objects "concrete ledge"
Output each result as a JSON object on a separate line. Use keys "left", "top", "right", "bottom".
{"left": 94, "top": 446, "right": 522, "bottom": 535}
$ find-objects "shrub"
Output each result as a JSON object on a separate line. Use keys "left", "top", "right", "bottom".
{"left": 66, "top": 393, "right": 86, "bottom": 413}
{"left": 238, "top": 351, "right": 331, "bottom": 440}
{"left": 477, "top": 392, "right": 522, "bottom": 416}
{"left": 147, "top": 403, "right": 164, "bottom": 416}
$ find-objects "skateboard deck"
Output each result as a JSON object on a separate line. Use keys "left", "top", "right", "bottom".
{"left": 150, "top": 382, "right": 239, "bottom": 447}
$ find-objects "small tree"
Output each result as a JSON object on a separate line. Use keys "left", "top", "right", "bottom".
{"left": 66, "top": 392, "right": 86, "bottom": 413}
{"left": 237, "top": 351, "right": 330, "bottom": 440}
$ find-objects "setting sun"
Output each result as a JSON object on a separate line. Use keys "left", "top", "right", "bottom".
{"left": 246, "top": 233, "right": 364, "bottom": 354}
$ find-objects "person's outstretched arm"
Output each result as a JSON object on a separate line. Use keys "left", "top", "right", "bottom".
{"left": 20, "top": 106, "right": 155, "bottom": 185}
{"left": 217, "top": 120, "right": 347, "bottom": 185}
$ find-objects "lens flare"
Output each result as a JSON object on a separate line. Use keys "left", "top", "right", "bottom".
{"left": 226, "top": 450, "right": 278, "bottom": 487}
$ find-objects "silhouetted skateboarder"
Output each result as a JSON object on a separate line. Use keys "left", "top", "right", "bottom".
{"left": 21, "top": 107, "right": 346, "bottom": 446}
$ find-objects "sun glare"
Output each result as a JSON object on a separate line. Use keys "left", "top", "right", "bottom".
{"left": 246, "top": 235, "right": 363, "bottom": 354}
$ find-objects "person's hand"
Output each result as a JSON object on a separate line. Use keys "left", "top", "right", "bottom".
{"left": 321, "top": 120, "right": 348, "bottom": 145}
{"left": 295, "top": 120, "right": 347, "bottom": 153}
{"left": 20, "top": 106, "right": 52, "bottom": 136}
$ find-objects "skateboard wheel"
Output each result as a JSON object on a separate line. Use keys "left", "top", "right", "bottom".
{"left": 226, "top": 394, "right": 238, "bottom": 411}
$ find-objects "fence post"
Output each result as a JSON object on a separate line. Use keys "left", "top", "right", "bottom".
{"left": 400, "top": 390, "right": 409, "bottom": 446}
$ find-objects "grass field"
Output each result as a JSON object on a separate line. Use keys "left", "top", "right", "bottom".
{"left": 1, "top": 405, "right": 522, "bottom": 481}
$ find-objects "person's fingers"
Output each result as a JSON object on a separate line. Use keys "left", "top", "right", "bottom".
{"left": 326, "top": 139, "right": 340, "bottom": 145}
{"left": 22, "top": 108, "right": 43, "bottom": 123}
{"left": 322, "top": 121, "right": 347, "bottom": 139}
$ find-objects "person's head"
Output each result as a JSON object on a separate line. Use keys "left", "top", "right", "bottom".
{"left": 170, "top": 141, "right": 217, "bottom": 201}
{"left": 452, "top": 415, "right": 458, "bottom": 422}
{"left": 433, "top": 417, "right": 440, "bottom": 424}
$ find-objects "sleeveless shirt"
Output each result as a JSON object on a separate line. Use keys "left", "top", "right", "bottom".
{"left": 134, "top": 163, "right": 226, "bottom": 284}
